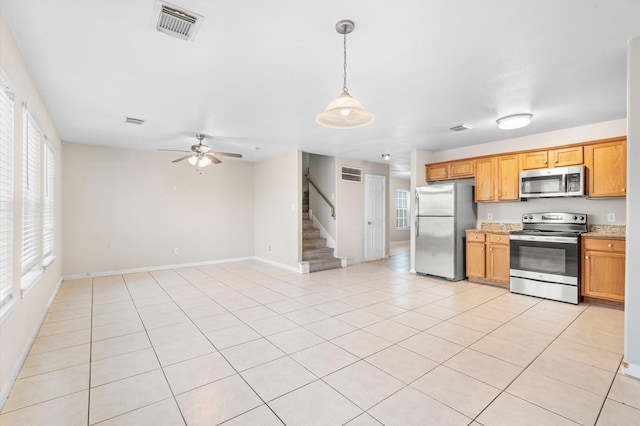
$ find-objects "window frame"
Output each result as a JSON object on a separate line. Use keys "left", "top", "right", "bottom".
{"left": 395, "top": 189, "right": 410, "bottom": 230}
{"left": 43, "top": 138, "right": 55, "bottom": 266}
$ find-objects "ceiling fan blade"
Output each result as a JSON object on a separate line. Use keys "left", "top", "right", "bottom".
{"left": 212, "top": 152, "right": 243, "bottom": 158}
{"left": 172, "top": 154, "right": 194, "bottom": 163}
{"left": 206, "top": 153, "right": 222, "bottom": 164}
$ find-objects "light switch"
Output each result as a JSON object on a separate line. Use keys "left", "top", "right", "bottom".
{"left": 487, "top": 213, "right": 493, "bottom": 220}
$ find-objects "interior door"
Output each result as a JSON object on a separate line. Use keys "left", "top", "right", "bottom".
{"left": 365, "top": 174, "right": 385, "bottom": 261}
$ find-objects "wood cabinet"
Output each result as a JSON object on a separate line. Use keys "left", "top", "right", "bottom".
{"left": 520, "top": 146, "right": 583, "bottom": 170}
{"left": 581, "top": 237, "right": 625, "bottom": 304}
{"left": 474, "top": 154, "right": 519, "bottom": 202}
{"left": 584, "top": 138, "right": 626, "bottom": 197}
{"left": 466, "top": 231, "right": 510, "bottom": 286}
{"left": 426, "top": 159, "right": 475, "bottom": 182}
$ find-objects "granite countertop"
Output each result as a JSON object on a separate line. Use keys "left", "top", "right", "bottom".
{"left": 582, "top": 225, "right": 626, "bottom": 239}
{"left": 466, "top": 223, "right": 522, "bottom": 234}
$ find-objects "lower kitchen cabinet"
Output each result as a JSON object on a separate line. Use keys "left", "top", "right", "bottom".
{"left": 581, "top": 237, "right": 625, "bottom": 304}
{"left": 466, "top": 231, "right": 510, "bottom": 287}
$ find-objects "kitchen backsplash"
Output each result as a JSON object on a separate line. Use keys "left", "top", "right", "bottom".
{"left": 476, "top": 196, "right": 626, "bottom": 227}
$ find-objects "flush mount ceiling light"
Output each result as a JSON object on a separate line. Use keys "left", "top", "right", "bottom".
{"left": 316, "top": 20, "right": 374, "bottom": 129}
{"left": 382, "top": 153, "right": 391, "bottom": 161}
{"left": 496, "top": 113, "right": 533, "bottom": 130}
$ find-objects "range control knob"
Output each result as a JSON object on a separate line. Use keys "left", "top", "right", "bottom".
{"left": 579, "top": 216, "right": 585, "bottom": 221}
{"left": 573, "top": 216, "right": 578, "bottom": 220}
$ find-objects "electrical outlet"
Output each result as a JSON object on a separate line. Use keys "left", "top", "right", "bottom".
{"left": 607, "top": 213, "right": 615, "bottom": 223}
{"left": 174, "top": 248, "right": 179, "bottom": 255}
{"left": 487, "top": 213, "right": 493, "bottom": 221}
{"left": 268, "top": 245, "right": 272, "bottom": 252}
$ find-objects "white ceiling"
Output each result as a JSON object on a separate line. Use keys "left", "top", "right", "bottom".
{"left": 2, "top": 1, "right": 639, "bottom": 178}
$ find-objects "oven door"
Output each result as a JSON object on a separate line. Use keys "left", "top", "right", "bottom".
{"left": 509, "top": 234, "right": 579, "bottom": 285}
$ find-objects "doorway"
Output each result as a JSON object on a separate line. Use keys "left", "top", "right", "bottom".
{"left": 365, "top": 174, "right": 385, "bottom": 261}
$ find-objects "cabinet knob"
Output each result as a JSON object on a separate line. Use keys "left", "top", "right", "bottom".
{"left": 544, "top": 160, "right": 547, "bottom": 164}
{"left": 480, "top": 248, "right": 484, "bottom": 251}
{"left": 497, "top": 237, "right": 501, "bottom": 241}
{"left": 585, "top": 256, "right": 589, "bottom": 259}
{"left": 554, "top": 160, "right": 558, "bottom": 163}
{"left": 622, "top": 188, "right": 626, "bottom": 192}
{"left": 489, "top": 248, "right": 493, "bottom": 252}
{"left": 608, "top": 244, "right": 613, "bottom": 248}
{"left": 498, "top": 193, "right": 501, "bottom": 198}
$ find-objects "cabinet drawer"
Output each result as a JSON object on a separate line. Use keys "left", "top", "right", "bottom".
{"left": 488, "top": 233, "right": 508, "bottom": 244}
{"left": 467, "top": 232, "right": 485, "bottom": 242}
{"left": 582, "top": 238, "right": 625, "bottom": 252}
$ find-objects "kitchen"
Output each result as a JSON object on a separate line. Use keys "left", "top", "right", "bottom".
{"left": 414, "top": 124, "right": 626, "bottom": 303}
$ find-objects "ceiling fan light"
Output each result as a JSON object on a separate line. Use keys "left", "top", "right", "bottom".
{"left": 198, "top": 156, "right": 212, "bottom": 167}
{"left": 496, "top": 113, "right": 533, "bottom": 130}
{"left": 187, "top": 156, "right": 198, "bottom": 166}
{"left": 316, "top": 91, "right": 375, "bottom": 129}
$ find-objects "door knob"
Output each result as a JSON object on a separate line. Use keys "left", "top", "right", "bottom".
{"left": 367, "top": 221, "right": 372, "bottom": 225}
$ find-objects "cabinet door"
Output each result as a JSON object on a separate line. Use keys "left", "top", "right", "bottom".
{"left": 585, "top": 140, "right": 626, "bottom": 197}
{"left": 550, "top": 146, "right": 583, "bottom": 167}
{"left": 497, "top": 155, "right": 519, "bottom": 200}
{"left": 466, "top": 242, "right": 486, "bottom": 279}
{"left": 449, "top": 159, "right": 475, "bottom": 178}
{"left": 426, "top": 163, "right": 449, "bottom": 181}
{"left": 475, "top": 157, "right": 495, "bottom": 202}
{"left": 582, "top": 250, "right": 625, "bottom": 302}
{"left": 520, "top": 151, "right": 548, "bottom": 170}
{"left": 488, "top": 243, "right": 510, "bottom": 283}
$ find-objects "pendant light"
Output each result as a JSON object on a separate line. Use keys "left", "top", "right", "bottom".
{"left": 316, "top": 20, "right": 374, "bottom": 129}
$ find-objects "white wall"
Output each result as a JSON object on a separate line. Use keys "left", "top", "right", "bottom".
{"left": 308, "top": 153, "right": 336, "bottom": 242}
{"left": 0, "top": 13, "right": 64, "bottom": 404}
{"left": 335, "top": 158, "right": 390, "bottom": 263}
{"left": 389, "top": 178, "right": 410, "bottom": 242}
{"left": 254, "top": 151, "right": 301, "bottom": 270}
{"left": 623, "top": 36, "right": 640, "bottom": 379}
{"left": 62, "top": 143, "right": 255, "bottom": 275}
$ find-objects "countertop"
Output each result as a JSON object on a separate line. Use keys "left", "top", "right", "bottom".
{"left": 466, "top": 223, "right": 625, "bottom": 238}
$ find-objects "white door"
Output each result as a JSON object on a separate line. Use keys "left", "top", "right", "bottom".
{"left": 365, "top": 174, "right": 385, "bottom": 261}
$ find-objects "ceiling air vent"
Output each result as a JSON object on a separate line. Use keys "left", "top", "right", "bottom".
{"left": 449, "top": 123, "right": 474, "bottom": 132}
{"left": 154, "top": 2, "right": 203, "bottom": 41}
{"left": 124, "top": 117, "right": 145, "bottom": 125}
{"left": 341, "top": 166, "right": 363, "bottom": 183}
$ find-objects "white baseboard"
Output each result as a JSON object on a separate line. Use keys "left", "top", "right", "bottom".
{"left": 62, "top": 256, "right": 256, "bottom": 280}
{"left": 0, "top": 278, "right": 63, "bottom": 409}
{"left": 620, "top": 361, "right": 640, "bottom": 379}
{"left": 253, "top": 257, "right": 304, "bottom": 274}
{"left": 391, "top": 240, "right": 410, "bottom": 244}
{"left": 347, "top": 258, "right": 365, "bottom": 266}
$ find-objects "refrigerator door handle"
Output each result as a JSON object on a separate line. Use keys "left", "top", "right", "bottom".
{"left": 415, "top": 216, "right": 419, "bottom": 238}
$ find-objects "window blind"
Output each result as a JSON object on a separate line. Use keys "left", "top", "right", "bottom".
{"left": 0, "top": 76, "right": 14, "bottom": 306}
{"left": 22, "top": 108, "right": 41, "bottom": 277}
{"left": 43, "top": 140, "right": 54, "bottom": 261}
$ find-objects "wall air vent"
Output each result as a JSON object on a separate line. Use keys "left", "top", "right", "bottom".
{"left": 124, "top": 117, "right": 145, "bottom": 125}
{"left": 341, "top": 166, "right": 363, "bottom": 183}
{"left": 154, "top": 1, "right": 203, "bottom": 41}
{"left": 449, "top": 123, "right": 474, "bottom": 132}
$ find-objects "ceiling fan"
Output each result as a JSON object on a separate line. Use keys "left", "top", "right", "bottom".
{"left": 168, "top": 133, "right": 242, "bottom": 168}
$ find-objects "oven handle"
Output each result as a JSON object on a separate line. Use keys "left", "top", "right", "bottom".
{"left": 509, "top": 235, "right": 578, "bottom": 244}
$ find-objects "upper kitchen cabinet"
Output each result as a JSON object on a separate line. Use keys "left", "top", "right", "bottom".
{"left": 475, "top": 154, "right": 519, "bottom": 202}
{"left": 584, "top": 137, "right": 627, "bottom": 197}
{"left": 426, "top": 159, "right": 475, "bottom": 182}
{"left": 520, "top": 146, "right": 583, "bottom": 170}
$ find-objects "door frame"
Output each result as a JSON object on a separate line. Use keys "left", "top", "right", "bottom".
{"left": 364, "top": 174, "right": 386, "bottom": 261}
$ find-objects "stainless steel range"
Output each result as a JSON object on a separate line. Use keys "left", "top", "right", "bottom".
{"left": 509, "top": 212, "right": 587, "bottom": 304}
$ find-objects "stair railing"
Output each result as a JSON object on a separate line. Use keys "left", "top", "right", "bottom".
{"left": 305, "top": 171, "right": 336, "bottom": 219}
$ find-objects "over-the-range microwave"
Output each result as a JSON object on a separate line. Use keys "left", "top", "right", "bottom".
{"left": 519, "top": 165, "right": 585, "bottom": 198}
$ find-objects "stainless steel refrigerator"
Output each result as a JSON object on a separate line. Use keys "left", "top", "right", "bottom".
{"left": 415, "top": 183, "right": 476, "bottom": 281}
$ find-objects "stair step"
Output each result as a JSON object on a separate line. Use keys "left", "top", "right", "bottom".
{"left": 308, "top": 257, "right": 343, "bottom": 273}
{"left": 302, "top": 247, "right": 334, "bottom": 260}
{"left": 303, "top": 228, "right": 320, "bottom": 238}
{"left": 303, "top": 238, "right": 327, "bottom": 249}
{"left": 302, "top": 212, "right": 310, "bottom": 220}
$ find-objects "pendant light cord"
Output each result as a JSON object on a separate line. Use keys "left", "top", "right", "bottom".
{"left": 342, "top": 23, "right": 348, "bottom": 93}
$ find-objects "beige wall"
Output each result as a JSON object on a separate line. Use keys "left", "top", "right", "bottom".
{"left": 308, "top": 153, "right": 336, "bottom": 242}
{"left": 254, "top": 151, "right": 301, "bottom": 270}
{"left": 389, "top": 178, "right": 410, "bottom": 242}
{"left": 335, "top": 158, "right": 390, "bottom": 262}
{"left": 0, "top": 13, "right": 64, "bottom": 403}
{"left": 62, "top": 143, "right": 255, "bottom": 275}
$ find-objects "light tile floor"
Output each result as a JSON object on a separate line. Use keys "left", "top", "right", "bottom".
{"left": 2, "top": 243, "right": 640, "bottom": 425}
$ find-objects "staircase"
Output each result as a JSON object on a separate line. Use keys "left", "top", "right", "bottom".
{"left": 302, "top": 191, "right": 342, "bottom": 273}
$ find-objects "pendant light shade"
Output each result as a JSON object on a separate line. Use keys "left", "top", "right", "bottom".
{"left": 316, "top": 90, "right": 374, "bottom": 129}
{"left": 316, "top": 20, "right": 374, "bottom": 129}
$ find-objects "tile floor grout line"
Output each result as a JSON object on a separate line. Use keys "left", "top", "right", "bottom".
{"left": 87, "top": 276, "right": 95, "bottom": 426}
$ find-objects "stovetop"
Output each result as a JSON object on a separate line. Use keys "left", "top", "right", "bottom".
{"left": 510, "top": 229, "right": 583, "bottom": 238}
